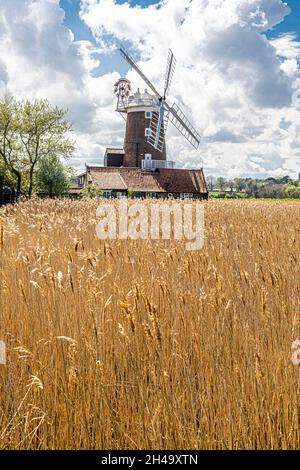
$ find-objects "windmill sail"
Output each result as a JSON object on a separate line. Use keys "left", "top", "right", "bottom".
{"left": 147, "top": 108, "right": 170, "bottom": 152}
{"left": 168, "top": 103, "right": 200, "bottom": 149}
{"left": 120, "top": 48, "right": 161, "bottom": 99}
{"left": 164, "top": 50, "right": 176, "bottom": 98}
{"left": 148, "top": 49, "right": 176, "bottom": 152}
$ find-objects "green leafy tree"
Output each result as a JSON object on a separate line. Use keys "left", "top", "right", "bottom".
{"left": 0, "top": 160, "right": 17, "bottom": 203}
{"left": 283, "top": 181, "right": 300, "bottom": 198}
{"left": 35, "top": 155, "right": 70, "bottom": 198}
{"left": 0, "top": 96, "right": 75, "bottom": 199}
{"left": 0, "top": 96, "right": 24, "bottom": 199}
{"left": 233, "top": 178, "right": 246, "bottom": 192}
{"left": 215, "top": 177, "right": 227, "bottom": 191}
{"left": 245, "top": 180, "right": 260, "bottom": 198}
{"left": 227, "top": 180, "right": 234, "bottom": 192}
{"left": 80, "top": 184, "right": 103, "bottom": 198}
{"left": 19, "top": 99, "right": 75, "bottom": 198}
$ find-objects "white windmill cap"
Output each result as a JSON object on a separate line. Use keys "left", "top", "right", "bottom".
{"left": 142, "top": 89, "right": 154, "bottom": 99}
{"left": 134, "top": 88, "right": 141, "bottom": 98}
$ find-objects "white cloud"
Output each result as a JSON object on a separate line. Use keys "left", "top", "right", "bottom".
{"left": 271, "top": 33, "right": 300, "bottom": 60}
{"left": 0, "top": 0, "right": 299, "bottom": 178}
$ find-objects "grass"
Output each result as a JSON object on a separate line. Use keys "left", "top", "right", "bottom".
{"left": 0, "top": 198, "right": 299, "bottom": 449}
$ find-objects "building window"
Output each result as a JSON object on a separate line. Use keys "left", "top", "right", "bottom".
{"left": 103, "top": 191, "right": 112, "bottom": 199}
{"left": 145, "top": 153, "right": 152, "bottom": 160}
{"left": 146, "top": 192, "right": 156, "bottom": 199}
{"left": 145, "top": 128, "right": 152, "bottom": 137}
{"left": 181, "top": 193, "right": 193, "bottom": 199}
{"left": 145, "top": 111, "right": 152, "bottom": 119}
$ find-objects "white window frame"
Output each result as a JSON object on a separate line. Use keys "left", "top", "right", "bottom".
{"left": 145, "top": 111, "right": 152, "bottom": 119}
{"left": 181, "top": 193, "right": 193, "bottom": 199}
{"left": 145, "top": 128, "right": 152, "bottom": 137}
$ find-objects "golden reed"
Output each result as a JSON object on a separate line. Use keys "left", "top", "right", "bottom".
{"left": 0, "top": 198, "right": 299, "bottom": 449}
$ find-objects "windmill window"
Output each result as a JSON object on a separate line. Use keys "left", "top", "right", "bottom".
{"left": 145, "top": 128, "right": 152, "bottom": 137}
{"left": 145, "top": 111, "right": 152, "bottom": 119}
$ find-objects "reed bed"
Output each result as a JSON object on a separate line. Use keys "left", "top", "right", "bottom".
{"left": 0, "top": 198, "right": 299, "bottom": 449}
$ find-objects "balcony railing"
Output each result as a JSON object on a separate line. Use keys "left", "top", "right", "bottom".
{"left": 142, "top": 160, "right": 175, "bottom": 171}
{"left": 116, "top": 98, "right": 157, "bottom": 112}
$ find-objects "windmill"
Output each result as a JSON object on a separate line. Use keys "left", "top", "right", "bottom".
{"left": 120, "top": 47, "right": 201, "bottom": 157}
{"left": 83, "top": 47, "right": 208, "bottom": 199}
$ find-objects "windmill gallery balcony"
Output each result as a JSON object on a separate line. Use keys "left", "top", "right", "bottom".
{"left": 142, "top": 159, "right": 175, "bottom": 171}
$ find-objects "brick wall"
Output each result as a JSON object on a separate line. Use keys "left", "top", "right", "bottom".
{"left": 123, "top": 111, "right": 167, "bottom": 167}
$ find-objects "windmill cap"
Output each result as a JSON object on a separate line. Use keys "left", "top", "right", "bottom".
{"left": 142, "top": 89, "right": 153, "bottom": 99}
{"left": 126, "top": 87, "right": 157, "bottom": 109}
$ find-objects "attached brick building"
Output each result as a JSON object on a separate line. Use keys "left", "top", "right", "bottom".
{"left": 77, "top": 165, "right": 208, "bottom": 199}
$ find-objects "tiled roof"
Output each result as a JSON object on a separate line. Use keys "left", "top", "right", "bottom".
{"left": 90, "top": 171, "right": 127, "bottom": 190}
{"left": 87, "top": 166, "right": 208, "bottom": 194}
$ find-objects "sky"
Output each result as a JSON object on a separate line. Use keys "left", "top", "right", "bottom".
{"left": 0, "top": 0, "right": 300, "bottom": 178}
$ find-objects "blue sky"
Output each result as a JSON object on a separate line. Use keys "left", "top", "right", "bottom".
{"left": 268, "top": 0, "right": 300, "bottom": 38}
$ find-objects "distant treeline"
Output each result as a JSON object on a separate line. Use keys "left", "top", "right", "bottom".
{"left": 208, "top": 176, "right": 300, "bottom": 199}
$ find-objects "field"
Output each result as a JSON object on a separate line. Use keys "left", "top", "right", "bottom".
{"left": 0, "top": 199, "right": 299, "bottom": 450}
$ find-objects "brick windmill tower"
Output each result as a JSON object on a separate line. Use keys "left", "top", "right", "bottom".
{"left": 114, "top": 48, "right": 201, "bottom": 171}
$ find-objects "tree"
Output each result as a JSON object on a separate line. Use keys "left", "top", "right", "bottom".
{"left": 245, "top": 180, "right": 259, "bottom": 198}
{"left": 215, "top": 177, "right": 227, "bottom": 192}
{"left": 0, "top": 159, "right": 17, "bottom": 203}
{"left": 0, "top": 96, "right": 75, "bottom": 199}
{"left": 35, "top": 155, "right": 70, "bottom": 198}
{"left": 19, "top": 99, "right": 75, "bottom": 198}
{"left": 233, "top": 178, "right": 246, "bottom": 192}
{"left": 0, "top": 96, "right": 24, "bottom": 199}
{"left": 80, "top": 184, "right": 103, "bottom": 198}
{"left": 227, "top": 180, "right": 234, "bottom": 192}
{"left": 283, "top": 181, "right": 300, "bottom": 198}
